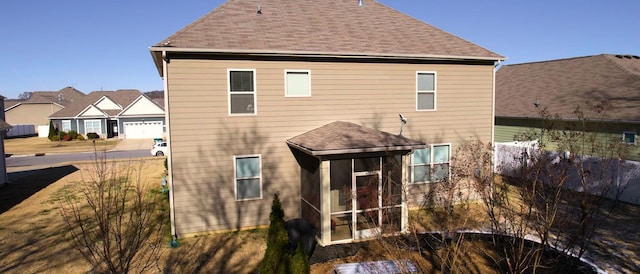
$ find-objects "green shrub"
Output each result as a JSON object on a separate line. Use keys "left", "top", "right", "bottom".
{"left": 67, "top": 130, "right": 79, "bottom": 139}
{"left": 77, "top": 135, "right": 85, "bottom": 141}
{"left": 259, "top": 193, "right": 291, "bottom": 274}
{"left": 51, "top": 135, "right": 60, "bottom": 141}
{"left": 87, "top": 133, "right": 100, "bottom": 140}
{"left": 290, "top": 243, "right": 310, "bottom": 274}
{"left": 47, "top": 120, "right": 57, "bottom": 141}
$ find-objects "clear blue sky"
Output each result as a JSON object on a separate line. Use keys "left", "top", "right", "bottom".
{"left": 1, "top": 0, "right": 638, "bottom": 99}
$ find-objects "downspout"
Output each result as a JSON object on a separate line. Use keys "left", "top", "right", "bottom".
{"left": 163, "top": 50, "right": 179, "bottom": 246}
{"left": 492, "top": 60, "right": 501, "bottom": 172}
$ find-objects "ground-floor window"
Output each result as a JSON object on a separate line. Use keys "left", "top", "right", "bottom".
{"left": 84, "top": 120, "right": 101, "bottom": 134}
{"left": 61, "top": 120, "right": 71, "bottom": 132}
{"left": 234, "top": 155, "right": 262, "bottom": 201}
{"left": 410, "top": 144, "right": 451, "bottom": 183}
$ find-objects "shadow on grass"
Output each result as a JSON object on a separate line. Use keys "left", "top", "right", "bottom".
{"left": 1, "top": 165, "right": 79, "bottom": 214}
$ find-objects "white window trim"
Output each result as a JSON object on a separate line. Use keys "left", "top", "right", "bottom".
{"left": 623, "top": 131, "right": 637, "bottom": 145}
{"left": 284, "top": 69, "right": 311, "bottom": 97}
{"left": 410, "top": 143, "right": 451, "bottom": 184}
{"left": 416, "top": 71, "right": 437, "bottom": 111}
{"left": 228, "top": 68, "right": 257, "bottom": 116}
{"left": 61, "top": 120, "right": 71, "bottom": 132}
{"left": 233, "top": 154, "right": 263, "bottom": 201}
{"left": 84, "top": 119, "right": 102, "bottom": 135}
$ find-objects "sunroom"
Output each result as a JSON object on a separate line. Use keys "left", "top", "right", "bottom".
{"left": 287, "top": 121, "right": 426, "bottom": 246}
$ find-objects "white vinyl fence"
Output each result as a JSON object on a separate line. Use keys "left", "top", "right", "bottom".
{"left": 495, "top": 141, "right": 640, "bottom": 205}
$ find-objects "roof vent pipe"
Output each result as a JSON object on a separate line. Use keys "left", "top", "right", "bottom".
{"left": 358, "top": 0, "right": 363, "bottom": 7}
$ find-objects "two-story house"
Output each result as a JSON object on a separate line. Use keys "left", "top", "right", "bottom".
{"left": 150, "top": 0, "right": 503, "bottom": 245}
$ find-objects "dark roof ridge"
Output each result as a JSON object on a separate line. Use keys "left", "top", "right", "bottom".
{"left": 502, "top": 54, "right": 607, "bottom": 67}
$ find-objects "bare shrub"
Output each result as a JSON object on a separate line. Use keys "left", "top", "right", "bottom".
{"left": 59, "top": 152, "right": 166, "bottom": 273}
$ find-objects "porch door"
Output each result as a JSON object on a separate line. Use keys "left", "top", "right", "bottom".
{"left": 354, "top": 171, "right": 381, "bottom": 239}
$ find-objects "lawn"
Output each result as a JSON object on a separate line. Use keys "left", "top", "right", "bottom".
{"left": 0, "top": 157, "right": 638, "bottom": 273}
{"left": 4, "top": 136, "right": 120, "bottom": 156}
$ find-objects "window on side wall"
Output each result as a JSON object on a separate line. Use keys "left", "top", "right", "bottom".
{"left": 61, "top": 120, "right": 71, "bottom": 132}
{"left": 623, "top": 131, "right": 637, "bottom": 145}
{"left": 416, "top": 72, "right": 436, "bottom": 111}
{"left": 285, "top": 70, "right": 311, "bottom": 97}
{"left": 84, "top": 120, "right": 101, "bottom": 134}
{"left": 234, "top": 155, "right": 262, "bottom": 200}
{"left": 228, "top": 69, "right": 256, "bottom": 115}
{"left": 410, "top": 144, "right": 450, "bottom": 183}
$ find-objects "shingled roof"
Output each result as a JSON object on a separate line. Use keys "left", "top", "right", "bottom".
{"left": 5, "top": 87, "right": 85, "bottom": 110}
{"left": 150, "top": 0, "right": 503, "bottom": 74}
{"left": 495, "top": 54, "right": 640, "bottom": 121}
{"left": 287, "top": 121, "right": 426, "bottom": 156}
{"left": 49, "top": 89, "right": 143, "bottom": 118}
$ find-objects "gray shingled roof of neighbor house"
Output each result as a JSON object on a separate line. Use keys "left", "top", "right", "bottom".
{"left": 150, "top": 0, "right": 504, "bottom": 74}
{"left": 287, "top": 121, "right": 426, "bottom": 156}
{"left": 495, "top": 54, "right": 640, "bottom": 121}
{"left": 48, "top": 89, "right": 143, "bottom": 118}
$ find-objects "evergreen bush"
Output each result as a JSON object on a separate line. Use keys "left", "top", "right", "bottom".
{"left": 259, "top": 193, "right": 291, "bottom": 274}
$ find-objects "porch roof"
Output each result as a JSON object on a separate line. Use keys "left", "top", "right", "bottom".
{"left": 286, "top": 121, "right": 426, "bottom": 156}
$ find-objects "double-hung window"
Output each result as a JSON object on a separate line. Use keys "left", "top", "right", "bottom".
{"left": 410, "top": 144, "right": 450, "bottom": 183}
{"left": 228, "top": 69, "right": 256, "bottom": 115}
{"left": 234, "top": 155, "right": 262, "bottom": 200}
{"left": 84, "top": 120, "right": 101, "bottom": 134}
{"left": 623, "top": 131, "right": 637, "bottom": 145}
{"left": 61, "top": 120, "right": 71, "bottom": 132}
{"left": 285, "top": 70, "right": 311, "bottom": 97}
{"left": 416, "top": 72, "right": 436, "bottom": 111}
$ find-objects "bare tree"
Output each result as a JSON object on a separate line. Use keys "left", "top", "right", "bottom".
{"left": 59, "top": 151, "right": 167, "bottom": 273}
{"left": 17, "top": 91, "right": 33, "bottom": 100}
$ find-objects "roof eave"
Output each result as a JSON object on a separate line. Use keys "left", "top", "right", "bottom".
{"left": 287, "top": 140, "right": 426, "bottom": 157}
{"left": 150, "top": 46, "right": 505, "bottom": 75}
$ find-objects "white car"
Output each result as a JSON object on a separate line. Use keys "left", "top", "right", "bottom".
{"left": 151, "top": 141, "right": 168, "bottom": 156}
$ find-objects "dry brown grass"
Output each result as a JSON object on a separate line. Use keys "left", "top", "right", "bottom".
{"left": 1, "top": 159, "right": 639, "bottom": 273}
{"left": 4, "top": 136, "right": 119, "bottom": 155}
{"left": 0, "top": 158, "right": 265, "bottom": 273}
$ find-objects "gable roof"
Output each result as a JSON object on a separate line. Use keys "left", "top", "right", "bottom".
{"left": 287, "top": 121, "right": 426, "bottom": 156}
{"left": 150, "top": 0, "right": 503, "bottom": 75}
{"left": 49, "top": 89, "right": 143, "bottom": 118}
{"left": 495, "top": 54, "right": 640, "bottom": 121}
{"left": 5, "top": 86, "right": 85, "bottom": 111}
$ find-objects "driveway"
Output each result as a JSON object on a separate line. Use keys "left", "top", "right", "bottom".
{"left": 110, "top": 138, "right": 155, "bottom": 151}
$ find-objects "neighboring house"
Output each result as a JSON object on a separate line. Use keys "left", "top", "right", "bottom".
{"left": 4, "top": 86, "right": 84, "bottom": 134}
{"left": 48, "top": 90, "right": 166, "bottom": 139}
{"left": 0, "top": 96, "right": 12, "bottom": 187}
{"left": 150, "top": 0, "right": 503, "bottom": 245}
{"left": 495, "top": 54, "right": 640, "bottom": 161}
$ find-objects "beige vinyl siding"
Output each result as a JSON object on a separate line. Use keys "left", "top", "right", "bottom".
{"left": 166, "top": 59, "right": 495, "bottom": 234}
{"left": 5, "top": 103, "right": 64, "bottom": 130}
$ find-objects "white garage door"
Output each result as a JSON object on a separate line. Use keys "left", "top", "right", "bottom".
{"left": 123, "top": 121, "right": 163, "bottom": 139}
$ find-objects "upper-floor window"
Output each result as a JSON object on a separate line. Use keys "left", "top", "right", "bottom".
{"left": 410, "top": 144, "right": 450, "bottom": 183}
{"left": 234, "top": 155, "right": 262, "bottom": 200}
{"left": 285, "top": 70, "right": 311, "bottom": 97}
{"left": 623, "top": 131, "right": 637, "bottom": 145}
{"left": 416, "top": 72, "right": 436, "bottom": 111}
{"left": 228, "top": 69, "right": 256, "bottom": 115}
